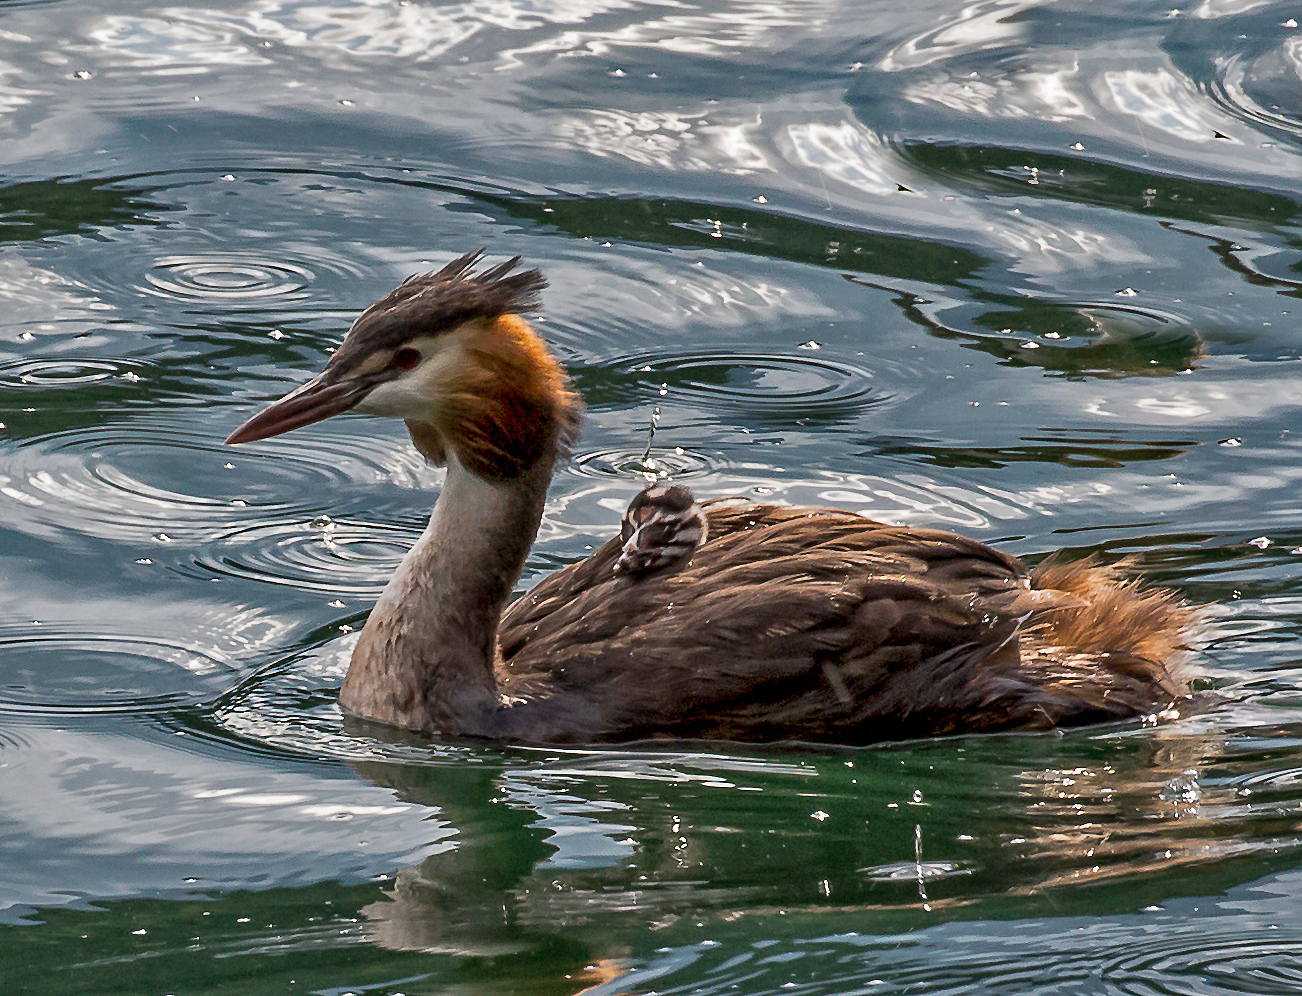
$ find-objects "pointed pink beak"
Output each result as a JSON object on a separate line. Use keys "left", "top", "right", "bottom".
{"left": 225, "top": 371, "right": 375, "bottom": 444}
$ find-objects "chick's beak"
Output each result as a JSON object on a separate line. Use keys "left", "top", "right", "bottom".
{"left": 225, "top": 370, "right": 378, "bottom": 444}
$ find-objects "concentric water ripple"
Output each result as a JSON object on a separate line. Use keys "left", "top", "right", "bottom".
{"left": 0, "top": 421, "right": 436, "bottom": 544}
{"left": 1100, "top": 931, "right": 1302, "bottom": 996}
{"left": 620, "top": 915, "right": 1302, "bottom": 996}
{"left": 587, "top": 350, "right": 884, "bottom": 423}
{"left": 0, "top": 630, "right": 232, "bottom": 714}
{"left": 143, "top": 254, "right": 313, "bottom": 302}
{"left": 0, "top": 726, "right": 33, "bottom": 752}
{"left": 570, "top": 445, "right": 716, "bottom": 481}
{"left": 191, "top": 516, "right": 417, "bottom": 594}
{"left": 0, "top": 357, "right": 147, "bottom": 388}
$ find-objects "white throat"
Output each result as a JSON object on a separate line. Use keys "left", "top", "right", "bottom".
{"left": 338, "top": 451, "right": 553, "bottom": 733}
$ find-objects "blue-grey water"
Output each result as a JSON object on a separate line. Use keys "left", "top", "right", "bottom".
{"left": 2, "top": 0, "right": 1302, "bottom": 992}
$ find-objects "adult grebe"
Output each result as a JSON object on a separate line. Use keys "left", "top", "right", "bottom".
{"left": 226, "top": 252, "right": 1199, "bottom": 744}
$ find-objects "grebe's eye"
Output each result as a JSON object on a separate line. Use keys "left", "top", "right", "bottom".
{"left": 392, "top": 347, "right": 422, "bottom": 371}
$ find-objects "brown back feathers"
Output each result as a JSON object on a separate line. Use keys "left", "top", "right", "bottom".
{"left": 497, "top": 500, "right": 1200, "bottom": 744}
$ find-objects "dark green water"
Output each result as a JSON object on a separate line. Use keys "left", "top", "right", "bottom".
{"left": 2, "top": 0, "right": 1302, "bottom": 992}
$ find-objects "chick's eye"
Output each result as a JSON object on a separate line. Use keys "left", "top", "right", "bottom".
{"left": 392, "top": 347, "right": 422, "bottom": 371}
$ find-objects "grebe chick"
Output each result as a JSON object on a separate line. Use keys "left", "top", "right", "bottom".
{"left": 226, "top": 251, "right": 1202, "bottom": 745}
{"left": 615, "top": 485, "right": 708, "bottom": 576}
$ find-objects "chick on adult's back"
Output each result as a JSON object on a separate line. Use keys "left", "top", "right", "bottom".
{"left": 225, "top": 252, "right": 1200, "bottom": 744}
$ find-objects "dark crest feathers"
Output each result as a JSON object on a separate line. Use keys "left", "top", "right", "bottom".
{"left": 329, "top": 249, "right": 547, "bottom": 372}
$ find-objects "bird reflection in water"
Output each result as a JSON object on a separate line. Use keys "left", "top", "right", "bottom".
{"left": 330, "top": 725, "right": 1281, "bottom": 995}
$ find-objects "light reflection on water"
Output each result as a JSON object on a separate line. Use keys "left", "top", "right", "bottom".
{"left": 0, "top": 0, "right": 1301, "bottom": 992}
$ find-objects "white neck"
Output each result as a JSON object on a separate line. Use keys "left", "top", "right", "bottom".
{"left": 338, "top": 452, "right": 551, "bottom": 733}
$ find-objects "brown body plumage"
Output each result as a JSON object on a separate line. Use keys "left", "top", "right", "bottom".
{"left": 498, "top": 505, "right": 1194, "bottom": 743}
{"left": 226, "top": 252, "right": 1200, "bottom": 745}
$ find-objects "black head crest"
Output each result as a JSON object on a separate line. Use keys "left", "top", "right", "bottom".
{"left": 330, "top": 251, "right": 547, "bottom": 373}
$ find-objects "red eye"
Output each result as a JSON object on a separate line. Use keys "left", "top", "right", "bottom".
{"left": 393, "top": 347, "right": 422, "bottom": 371}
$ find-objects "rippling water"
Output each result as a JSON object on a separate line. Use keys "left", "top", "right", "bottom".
{"left": 2, "top": 0, "right": 1302, "bottom": 992}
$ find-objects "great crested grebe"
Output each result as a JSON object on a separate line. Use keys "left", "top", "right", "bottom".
{"left": 226, "top": 251, "right": 1200, "bottom": 744}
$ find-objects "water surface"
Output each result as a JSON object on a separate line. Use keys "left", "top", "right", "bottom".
{"left": 3, "top": 0, "right": 1302, "bottom": 992}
